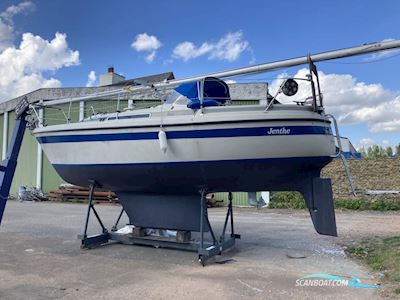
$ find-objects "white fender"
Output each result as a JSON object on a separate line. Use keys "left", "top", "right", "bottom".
{"left": 158, "top": 130, "right": 168, "bottom": 154}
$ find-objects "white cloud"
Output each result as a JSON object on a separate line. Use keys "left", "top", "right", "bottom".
{"left": 210, "top": 32, "right": 249, "bottom": 61}
{"left": 145, "top": 51, "right": 157, "bottom": 63}
{"left": 0, "top": 1, "right": 35, "bottom": 51}
{"left": 0, "top": 20, "right": 13, "bottom": 51}
{"left": 248, "top": 48, "right": 256, "bottom": 64}
{"left": 368, "top": 117, "right": 400, "bottom": 133}
{"left": 270, "top": 68, "right": 400, "bottom": 133}
{"left": 131, "top": 33, "right": 162, "bottom": 63}
{"left": 0, "top": 1, "right": 34, "bottom": 21}
{"left": 0, "top": 32, "right": 79, "bottom": 101}
{"left": 358, "top": 138, "right": 375, "bottom": 149}
{"left": 12, "top": 73, "right": 61, "bottom": 97}
{"left": 0, "top": 2, "right": 80, "bottom": 101}
{"left": 172, "top": 31, "right": 249, "bottom": 62}
{"left": 131, "top": 33, "right": 162, "bottom": 52}
{"left": 85, "top": 70, "right": 97, "bottom": 87}
{"left": 173, "top": 41, "right": 212, "bottom": 61}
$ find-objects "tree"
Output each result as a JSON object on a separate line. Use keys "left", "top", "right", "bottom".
{"left": 379, "top": 146, "right": 386, "bottom": 157}
{"left": 372, "top": 145, "right": 381, "bottom": 157}
{"left": 385, "top": 146, "right": 393, "bottom": 157}
{"left": 367, "top": 146, "right": 374, "bottom": 158}
{"left": 359, "top": 147, "right": 367, "bottom": 157}
{"left": 363, "top": 144, "right": 397, "bottom": 158}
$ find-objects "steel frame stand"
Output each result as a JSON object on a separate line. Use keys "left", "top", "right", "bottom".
{"left": 197, "top": 191, "right": 240, "bottom": 266}
{"left": 77, "top": 184, "right": 240, "bottom": 265}
{"left": 77, "top": 180, "right": 110, "bottom": 249}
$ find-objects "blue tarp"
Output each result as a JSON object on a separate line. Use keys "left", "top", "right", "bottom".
{"left": 175, "top": 82, "right": 199, "bottom": 101}
{"left": 174, "top": 77, "right": 230, "bottom": 109}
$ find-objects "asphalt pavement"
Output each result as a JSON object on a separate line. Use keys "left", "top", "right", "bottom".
{"left": 0, "top": 201, "right": 394, "bottom": 300}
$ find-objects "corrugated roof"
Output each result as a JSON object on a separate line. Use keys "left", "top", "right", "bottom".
{"left": 110, "top": 72, "right": 175, "bottom": 87}
{"left": 0, "top": 72, "right": 175, "bottom": 113}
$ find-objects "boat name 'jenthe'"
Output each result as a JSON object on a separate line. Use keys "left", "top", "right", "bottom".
{"left": 267, "top": 127, "right": 291, "bottom": 135}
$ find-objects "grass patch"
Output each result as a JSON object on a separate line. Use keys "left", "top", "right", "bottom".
{"left": 345, "top": 236, "right": 400, "bottom": 295}
{"left": 267, "top": 192, "right": 400, "bottom": 211}
{"left": 268, "top": 192, "right": 305, "bottom": 209}
{"left": 335, "top": 198, "right": 400, "bottom": 211}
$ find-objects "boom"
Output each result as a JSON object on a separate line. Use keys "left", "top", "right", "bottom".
{"left": 41, "top": 39, "right": 400, "bottom": 107}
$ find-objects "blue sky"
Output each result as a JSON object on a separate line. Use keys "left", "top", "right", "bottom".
{"left": 0, "top": 0, "right": 399, "bottom": 149}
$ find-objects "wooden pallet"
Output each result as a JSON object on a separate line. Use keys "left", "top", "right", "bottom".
{"left": 48, "top": 184, "right": 118, "bottom": 204}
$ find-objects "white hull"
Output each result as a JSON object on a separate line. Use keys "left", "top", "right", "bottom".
{"left": 38, "top": 125, "right": 335, "bottom": 166}
{"left": 33, "top": 105, "right": 336, "bottom": 193}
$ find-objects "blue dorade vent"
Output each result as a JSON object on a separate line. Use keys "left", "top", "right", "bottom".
{"left": 174, "top": 77, "right": 230, "bottom": 110}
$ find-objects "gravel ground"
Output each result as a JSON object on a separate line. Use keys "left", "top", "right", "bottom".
{"left": 0, "top": 201, "right": 398, "bottom": 300}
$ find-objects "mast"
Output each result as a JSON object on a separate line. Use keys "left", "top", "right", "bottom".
{"left": 173, "top": 39, "right": 400, "bottom": 83}
{"left": 41, "top": 39, "right": 400, "bottom": 107}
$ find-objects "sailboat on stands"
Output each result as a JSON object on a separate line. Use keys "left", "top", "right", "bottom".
{"left": 28, "top": 39, "right": 400, "bottom": 264}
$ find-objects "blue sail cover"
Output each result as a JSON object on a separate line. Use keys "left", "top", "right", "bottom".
{"left": 175, "top": 77, "right": 230, "bottom": 109}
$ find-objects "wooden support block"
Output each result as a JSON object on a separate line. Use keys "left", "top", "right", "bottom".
{"left": 133, "top": 227, "right": 146, "bottom": 237}
{"left": 176, "top": 231, "right": 191, "bottom": 243}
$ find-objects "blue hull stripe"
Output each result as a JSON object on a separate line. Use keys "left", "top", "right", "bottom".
{"left": 37, "top": 126, "right": 331, "bottom": 144}
{"left": 53, "top": 156, "right": 332, "bottom": 168}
